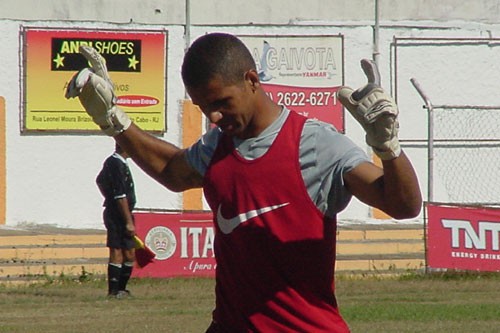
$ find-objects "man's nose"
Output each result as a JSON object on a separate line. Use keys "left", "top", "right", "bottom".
{"left": 208, "top": 111, "right": 223, "bottom": 124}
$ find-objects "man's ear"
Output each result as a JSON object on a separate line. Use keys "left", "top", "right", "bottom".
{"left": 245, "top": 70, "right": 261, "bottom": 91}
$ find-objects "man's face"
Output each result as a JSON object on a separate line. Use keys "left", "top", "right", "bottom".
{"left": 187, "top": 74, "right": 256, "bottom": 139}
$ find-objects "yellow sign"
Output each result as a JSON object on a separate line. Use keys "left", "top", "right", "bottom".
{"left": 22, "top": 28, "right": 167, "bottom": 133}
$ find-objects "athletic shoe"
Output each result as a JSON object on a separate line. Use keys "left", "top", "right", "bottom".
{"left": 116, "top": 290, "right": 132, "bottom": 299}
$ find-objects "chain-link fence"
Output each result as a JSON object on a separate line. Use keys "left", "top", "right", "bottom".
{"left": 411, "top": 78, "right": 500, "bottom": 206}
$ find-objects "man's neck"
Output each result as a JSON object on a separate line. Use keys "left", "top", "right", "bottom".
{"left": 238, "top": 95, "right": 282, "bottom": 140}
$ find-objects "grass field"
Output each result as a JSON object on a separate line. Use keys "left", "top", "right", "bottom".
{"left": 0, "top": 271, "right": 499, "bottom": 333}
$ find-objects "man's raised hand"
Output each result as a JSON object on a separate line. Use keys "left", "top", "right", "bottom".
{"left": 65, "top": 46, "right": 131, "bottom": 136}
{"left": 338, "top": 59, "right": 401, "bottom": 160}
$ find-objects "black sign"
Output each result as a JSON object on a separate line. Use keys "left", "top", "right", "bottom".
{"left": 51, "top": 38, "right": 141, "bottom": 72}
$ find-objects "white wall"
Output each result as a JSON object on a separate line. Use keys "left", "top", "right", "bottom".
{"left": 2, "top": 2, "right": 500, "bottom": 229}
{"left": 3, "top": 0, "right": 500, "bottom": 24}
{"left": 1, "top": 21, "right": 187, "bottom": 229}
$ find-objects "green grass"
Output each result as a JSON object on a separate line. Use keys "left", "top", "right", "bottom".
{"left": 0, "top": 277, "right": 215, "bottom": 333}
{"left": 0, "top": 271, "right": 499, "bottom": 332}
{"left": 337, "top": 271, "right": 500, "bottom": 332}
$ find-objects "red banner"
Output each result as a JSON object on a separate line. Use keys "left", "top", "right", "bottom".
{"left": 132, "top": 211, "right": 216, "bottom": 278}
{"left": 427, "top": 203, "right": 500, "bottom": 272}
{"left": 263, "top": 84, "right": 342, "bottom": 130}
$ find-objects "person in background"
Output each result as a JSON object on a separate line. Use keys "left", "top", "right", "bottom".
{"left": 96, "top": 143, "right": 136, "bottom": 299}
{"left": 67, "top": 33, "right": 422, "bottom": 331}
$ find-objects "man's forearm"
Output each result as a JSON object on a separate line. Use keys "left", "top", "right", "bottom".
{"left": 116, "top": 123, "right": 204, "bottom": 192}
{"left": 381, "top": 152, "right": 422, "bottom": 219}
{"left": 116, "top": 123, "right": 181, "bottom": 183}
{"left": 116, "top": 197, "right": 135, "bottom": 236}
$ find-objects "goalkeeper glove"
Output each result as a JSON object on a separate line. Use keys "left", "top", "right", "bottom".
{"left": 338, "top": 59, "right": 401, "bottom": 160}
{"left": 65, "top": 45, "right": 131, "bottom": 136}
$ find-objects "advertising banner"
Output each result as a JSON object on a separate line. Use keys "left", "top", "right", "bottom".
{"left": 239, "top": 35, "right": 345, "bottom": 131}
{"left": 427, "top": 203, "right": 500, "bottom": 272}
{"left": 132, "top": 211, "right": 216, "bottom": 278}
{"left": 22, "top": 28, "right": 167, "bottom": 133}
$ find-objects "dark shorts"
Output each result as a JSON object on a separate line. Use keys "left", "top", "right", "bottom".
{"left": 103, "top": 208, "right": 135, "bottom": 250}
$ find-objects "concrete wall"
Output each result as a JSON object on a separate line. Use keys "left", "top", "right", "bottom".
{"left": 2, "top": 0, "right": 500, "bottom": 25}
{"left": 1, "top": 1, "right": 500, "bottom": 229}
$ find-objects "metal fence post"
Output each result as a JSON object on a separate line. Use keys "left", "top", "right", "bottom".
{"left": 410, "top": 78, "right": 434, "bottom": 203}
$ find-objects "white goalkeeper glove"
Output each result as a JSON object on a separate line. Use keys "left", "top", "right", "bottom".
{"left": 338, "top": 59, "right": 401, "bottom": 160}
{"left": 65, "top": 45, "right": 131, "bottom": 136}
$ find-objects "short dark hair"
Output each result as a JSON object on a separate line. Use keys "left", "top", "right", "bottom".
{"left": 181, "top": 33, "right": 256, "bottom": 89}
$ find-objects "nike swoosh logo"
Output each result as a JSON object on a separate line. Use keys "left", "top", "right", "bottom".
{"left": 217, "top": 202, "right": 290, "bottom": 234}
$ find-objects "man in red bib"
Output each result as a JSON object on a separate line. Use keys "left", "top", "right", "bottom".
{"left": 66, "top": 33, "right": 422, "bottom": 332}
